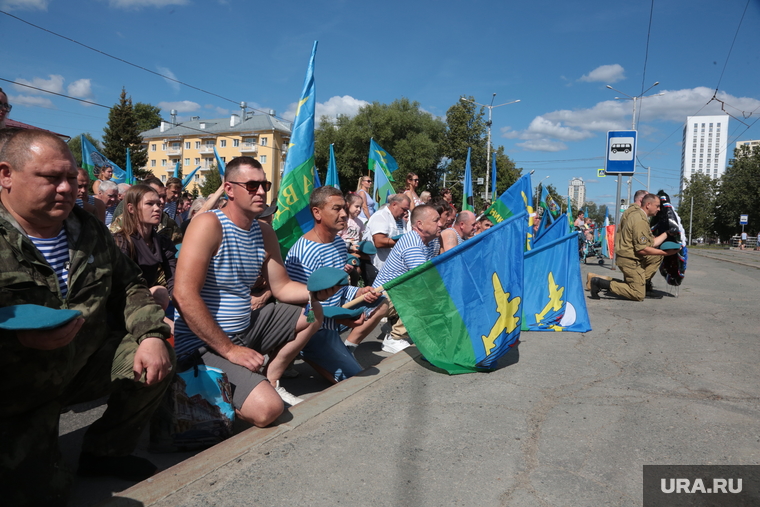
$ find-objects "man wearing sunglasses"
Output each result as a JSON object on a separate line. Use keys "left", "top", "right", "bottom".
{"left": 173, "top": 157, "right": 337, "bottom": 425}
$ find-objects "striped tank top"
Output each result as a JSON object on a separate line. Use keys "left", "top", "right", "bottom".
{"left": 174, "top": 209, "right": 266, "bottom": 359}
{"left": 29, "top": 228, "right": 70, "bottom": 298}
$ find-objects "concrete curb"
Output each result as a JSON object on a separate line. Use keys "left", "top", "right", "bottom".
{"left": 99, "top": 348, "right": 419, "bottom": 507}
{"left": 688, "top": 249, "right": 760, "bottom": 270}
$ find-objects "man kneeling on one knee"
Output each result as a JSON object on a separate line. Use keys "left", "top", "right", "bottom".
{"left": 172, "top": 157, "right": 339, "bottom": 428}
{"left": 590, "top": 193, "right": 678, "bottom": 301}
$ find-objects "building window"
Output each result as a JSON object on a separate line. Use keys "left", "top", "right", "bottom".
{"left": 195, "top": 173, "right": 200, "bottom": 180}
{"left": 185, "top": 158, "right": 190, "bottom": 166}
{"left": 260, "top": 137, "right": 268, "bottom": 147}
{"left": 151, "top": 144, "right": 156, "bottom": 151}
{"left": 161, "top": 175, "right": 166, "bottom": 182}
{"left": 220, "top": 140, "right": 227, "bottom": 148}
{"left": 185, "top": 142, "right": 191, "bottom": 149}
{"left": 161, "top": 159, "right": 167, "bottom": 167}
{"left": 195, "top": 158, "right": 200, "bottom": 165}
{"left": 151, "top": 160, "right": 156, "bottom": 167}
{"left": 260, "top": 155, "right": 267, "bottom": 164}
{"left": 233, "top": 139, "right": 240, "bottom": 147}
{"left": 195, "top": 141, "right": 201, "bottom": 149}
{"left": 221, "top": 157, "right": 226, "bottom": 163}
{"left": 162, "top": 143, "right": 167, "bottom": 151}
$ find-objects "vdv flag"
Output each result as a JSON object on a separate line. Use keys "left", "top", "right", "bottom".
{"left": 384, "top": 212, "right": 526, "bottom": 374}
{"left": 491, "top": 156, "right": 497, "bottom": 200}
{"left": 462, "top": 147, "right": 474, "bottom": 212}
{"left": 535, "top": 213, "right": 570, "bottom": 247}
{"left": 125, "top": 148, "right": 134, "bottom": 185}
{"left": 173, "top": 159, "right": 180, "bottom": 178}
{"left": 313, "top": 166, "right": 322, "bottom": 188}
{"left": 182, "top": 166, "right": 201, "bottom": 189}
{"left": 325, "top": 144, "right": 340, "bottom": 189}
{"left": 213, "top": 147, "right": 226, "bottom": 178}
{"left": 540, "top": 185, "right": 560, "bottom": 219}
{"left": 81, "top": 135, "right": 126, "bottom": 184}
{"left": 601, "top": 207, "right": 610, "bottom": 258}
{"left": 369, "top": 139, "right": 396, "bottom": 206}
{"left": 484, "top": 173, "right": 533, "bottom": 225}
{"left": 522, "top": 232, "right": 592, "bottom": 333}
{"left": 273, "top": 41, "right": 318, "bottom": 255}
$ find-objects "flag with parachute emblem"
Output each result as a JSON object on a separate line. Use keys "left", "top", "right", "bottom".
{"left": 368, "top": 139, "right": 396, "bottom": 205}
{"left": 81, "top": 135, "right": 126, "bottom": 184}
{"left": 522, "top": 231, "right": 592, "bottom": 332}
{"left": 272, "top": 41, "right": 318, "bottom": 255}
{"left": 383, "top": 212, "right": 526, "bottom": 374}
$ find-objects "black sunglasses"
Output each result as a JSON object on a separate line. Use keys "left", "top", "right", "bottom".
{"left": 228, "top": 180, "right": 271, "bottom": 192}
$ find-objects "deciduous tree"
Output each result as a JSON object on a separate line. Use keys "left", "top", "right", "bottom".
{"left": 713, "top": 145, "right": 760, "bottom": 241}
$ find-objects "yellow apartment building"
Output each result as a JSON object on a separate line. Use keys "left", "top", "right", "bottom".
{"left": 140, "top": 104, "right": 291, "bottom": 194}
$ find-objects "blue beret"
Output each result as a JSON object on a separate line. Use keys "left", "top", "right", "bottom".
{"left": 322, "top": 306, "right": 365, "bottom": 320}
{"left": 357, "top": 240, "right": 377, "bottom": 255}
{"left": 306, "top": 267, "right": 349, "bottom": 292}
{"left": 660, "top": 240, "right": 681, "bottom": 250}
{"left": 0, "top": 304, "right": 83, "bottom": 331}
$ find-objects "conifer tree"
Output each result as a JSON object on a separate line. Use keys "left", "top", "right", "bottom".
{"left": 103, "top": 88, "right": 150, "bottom": 178}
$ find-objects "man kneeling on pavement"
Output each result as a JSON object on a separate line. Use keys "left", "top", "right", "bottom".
{"left": 589, "top": 193, "right": 678, "bottom": 301}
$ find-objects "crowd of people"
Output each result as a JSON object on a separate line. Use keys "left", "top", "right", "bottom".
{"left": 0, "top": 119, "right": 496, "bottom": 504}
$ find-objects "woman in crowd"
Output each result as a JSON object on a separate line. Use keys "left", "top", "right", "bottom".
{"left": 419, "top": 190, "right": 431, "bottom": 204}
{"left": 356, "top": 175, "right": 375, "bottom": 222}
{"left": 113, "top": 184, "right": 177, "bottom": 331}
{"left": 92, "top": 164, "right": 114, "bottom": 195}
{"left": 403, "top": 172, "right": 424, "bottom": 210}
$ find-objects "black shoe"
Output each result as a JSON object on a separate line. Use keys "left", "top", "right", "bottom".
{"left": 645, "top": 280, "right": 654, "bottom": 293}
{"left": 646, "top": 290, "right": 663, "bottom": 299}
{"left": 590, "top": 277, "right": 611, "bottom": 300}
{"left": 78, "top": 452, "right": 158, "bottom": 482}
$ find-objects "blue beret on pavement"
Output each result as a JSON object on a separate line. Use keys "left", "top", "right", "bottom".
{"left": 306, "top": 267, "right": 349, "bottom": 292}
{"left": 0, "top": 304, "right": 82, "bottom": 331}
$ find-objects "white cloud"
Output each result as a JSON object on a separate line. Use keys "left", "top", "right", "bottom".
{"left": 14, "top": 74, "right": 65, "bottom": 95}
{"left": 517, "top": 139, "right": 567, "bottom": 152}
{"left": 108, "top": 0, "right": 189, "bottom": 8}
{"left": 213, "top": 107, "right": 230, "bottom": 116}
{"left": 284, "top": 95, "right": 369, "bottom": 122}
{"left": 10, "top": 95, "right": 55, "bottom": 108}
{"left": 67, "top": 79, "right": 93, "bottom": 99}
{"left": 0, "top": 0, "right": 48, "bottom": 11}
{"left": 525, "top": 116, "right": 595, "bottom": 142}
{"left": 579, "top": 64, "right": 625, "bottom": 83}
{"left": 158, "top": 100, "right": 200, "bottom": 113}
{"left": 157, "top": 66, "right": 180, "bottom": 92}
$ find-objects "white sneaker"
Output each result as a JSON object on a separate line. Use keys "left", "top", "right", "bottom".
{"left": 274, "top": 381, "right": 303, "bottom": 406}
{"left": 381, "top": 334, "right": 411, "bottom": 354}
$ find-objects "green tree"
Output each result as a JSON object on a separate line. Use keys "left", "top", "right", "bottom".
{"left": 199, "top": 166, "right": 222, "bottom": 197}
{"left": 67, "top": 133, "right": 101, "bottom": 167}
{"left": 677, "top": 173, "right": 719, "bottom": 242}
{"left": 314, "top": 98, "right": 446, "bottom": 195}
{"left": 103, "top": 88, "right": 150, "bottom": 178}
{"left": 441, "top": 97, "right": 488, "bottom": 206}
{"left": 134, "top": 102, "right": 163, "bottom": 133}
{"left": 713, "top": 145, "right": 760, "bottom": 241}
{"left": 492, "top": 146, "right": 521, "bottom": 196}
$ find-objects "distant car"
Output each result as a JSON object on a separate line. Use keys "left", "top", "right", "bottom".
{"left": 611, "top": 143, "right": 632, "bottom": 154}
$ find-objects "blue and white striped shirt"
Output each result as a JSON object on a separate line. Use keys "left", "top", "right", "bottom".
{"left": 285, "top": 235, "right": 358, "bottom": 330}
{"left": 174, "top": 209, "right": 266, "bottom": 359}
{"left": 29, "top": 228, "right": 70, "bottom": 298}
{"left": 75, "top": 195, "right": 96, "bottom": 208}
{"left": 105, "top": 205, "right": 117, "bottom": 227}
{"left": 373, "top": 230, "right": 432, "bottom": 289}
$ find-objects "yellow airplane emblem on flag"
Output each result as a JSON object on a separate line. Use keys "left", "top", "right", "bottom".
{"left": 482, "top": 272, "right": 521, "bottom": 356}
{"left": 534, "top": 272, "right": 564, "bottom": 323}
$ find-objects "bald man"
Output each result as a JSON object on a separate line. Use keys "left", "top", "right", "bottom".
{"left": 440, "top": 210, "right": 476, "bottom": 253}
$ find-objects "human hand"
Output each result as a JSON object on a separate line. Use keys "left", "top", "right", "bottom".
{"left": 335, "top": 313, "right": 366, "bottom": 328}
{"left": 358, "top": 286, "right": 380, "bottom": 304}
{"left": 250, "top": 290, "right": 272, "bottom": 311}
{"left": 17, "top": 317, "right": 84, "bottom": 350}
{"left": 133, "top": 337, "right": 172, "bottom": 385}
{"left": 223, "top": 344, "right": 265, "bottom": 373}
{"left": 313, "top": 286, "right": 340, "bottom": 302}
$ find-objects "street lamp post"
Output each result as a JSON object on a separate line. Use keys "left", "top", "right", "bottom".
{"left": 460, "top": 94, "right": 520, "bottom": 200}
{"left": 604, "top": 81, "right": 663, "bottom": 270}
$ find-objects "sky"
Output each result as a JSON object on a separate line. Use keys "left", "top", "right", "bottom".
{"left": 2, "top": 0, "right": 759, "bottom": 207}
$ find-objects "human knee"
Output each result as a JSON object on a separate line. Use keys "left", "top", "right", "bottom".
{"left": 237, "top": 384, "right": 284, "bottom": 428}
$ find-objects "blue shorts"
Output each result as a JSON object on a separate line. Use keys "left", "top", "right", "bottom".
{"left": 300, "top": 328, "right": 363, "bottom": 382}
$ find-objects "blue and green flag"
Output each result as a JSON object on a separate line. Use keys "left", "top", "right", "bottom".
{"left": 213, "top": 147, "right": 226, "bottom": 178}
{"left": 273, "top": 41, "right": 318, "bottom": 255}
{"left": 535, "top": 213, "right": 569, "bottom": 246}
{"left": 540, "top": 185, "right": 560, "bottom": 219}
{"left": 173, "top": 159, "right": 180, "bottom": 178}
{"left": 484, "top": 173, "right": 533, "bottom": 225}
{"left": 522, "top": 231, "right": 592, "bottom": 333}
{"left": 125, "top": 148, "right": 134, "bottom": 185}
{"left": 368, "top": 139, "right": 396, "bottom": 205}
{"left": 182, "top": 166, "right": 201, "bottom": 188}
{"left": 384, "top": 212, "right": 526, "bottom": 374}
{"left": 81, "top": 135, "right": 126, "bottom": 184}
{"left": 325, "top": 143, "right": 340, "bottom": 189}
{"left": 462, "top": 147, "right": 474, "bottom": 212}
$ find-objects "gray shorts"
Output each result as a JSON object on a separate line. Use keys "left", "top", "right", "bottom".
{"left": 197, "top": 302, "right": 302, "bottom": 410}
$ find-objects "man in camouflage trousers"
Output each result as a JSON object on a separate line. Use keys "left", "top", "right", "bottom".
{"left": 0, "top": 129, "right": 175, "bottom": 505}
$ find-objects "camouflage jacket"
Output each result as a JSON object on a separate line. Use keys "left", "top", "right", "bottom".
{"left": 0, "top": 202, "right": 170, "bottom": 416}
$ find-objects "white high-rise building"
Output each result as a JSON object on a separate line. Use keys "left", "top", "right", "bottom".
{"left": 568, "top": 177, "right": 586, "bottom": 210}
{"left": 679, "top": 115, "right": 729, "bottom": 194}
{"left": 736, "top": 139, "right": 760, "bottom": 151}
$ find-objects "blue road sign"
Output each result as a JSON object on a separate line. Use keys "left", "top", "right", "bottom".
{"left": 740, "top": 214, "right": 748, "bottom": 225}
{"left": 605, "top": 130, "right": 637, "bottom": 175}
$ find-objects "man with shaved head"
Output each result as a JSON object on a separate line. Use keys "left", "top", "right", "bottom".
{"left": 440, "top": 210, "right": 476, "bottom": 253}
{"left": 0, "top": 129, "right": 174, "bottom": 505}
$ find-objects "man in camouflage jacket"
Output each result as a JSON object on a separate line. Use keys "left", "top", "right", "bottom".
{"left": 0, "top": 129, "right": 175, "bottom": 506}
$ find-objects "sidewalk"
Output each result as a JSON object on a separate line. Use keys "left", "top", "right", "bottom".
{"left": 66, "top": 252, "right": 760, "bottom": 506}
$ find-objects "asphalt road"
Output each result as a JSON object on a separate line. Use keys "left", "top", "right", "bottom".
{"left": 61, "top": 250, "right": 760, "bottom": 506}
